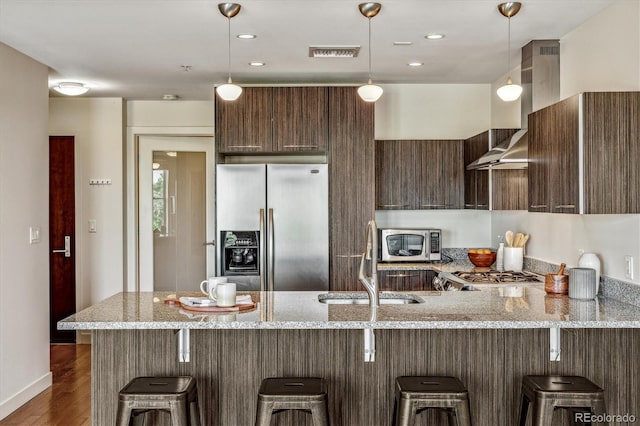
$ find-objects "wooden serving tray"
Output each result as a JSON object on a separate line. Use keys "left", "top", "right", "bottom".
{"left": 177, "top": 300, "right": 257, "bottom": 313}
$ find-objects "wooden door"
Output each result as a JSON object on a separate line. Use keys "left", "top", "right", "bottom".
{"left": 272, "top": 87, "right": 328, "bottom": 152}
{"left": 375, "top": 140, "right": 415, "bottom": 209}
{"left": 215, "top": 87, "right": 272, "bottom": 153}
{"left": 418, "top": 140, "right": 464, "bottom": 209}
{"left": 328, "top": 87, "right": 374, "bottom": 291}
{"left": 49, "top": 136, "right": 76, "bottom": 343}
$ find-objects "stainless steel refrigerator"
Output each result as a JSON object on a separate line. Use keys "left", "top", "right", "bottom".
{"left": 216, "top": 164, "right": 328, "bottom": 291}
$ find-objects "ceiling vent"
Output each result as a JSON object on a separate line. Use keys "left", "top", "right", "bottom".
{"left": 308, "top": 46, "right": 360, "bottom": 58}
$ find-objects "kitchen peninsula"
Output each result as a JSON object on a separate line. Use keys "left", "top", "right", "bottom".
{"left": 60, "top": 287, "right": 640, "bottom": 425}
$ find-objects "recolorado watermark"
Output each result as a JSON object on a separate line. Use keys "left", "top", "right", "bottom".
{"left": 574, "top": 412, "right": 636, "bottom": 423}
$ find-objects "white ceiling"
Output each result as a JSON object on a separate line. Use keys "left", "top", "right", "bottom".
{"left": 0, "top": 0, "right": 616, "bottom": 100}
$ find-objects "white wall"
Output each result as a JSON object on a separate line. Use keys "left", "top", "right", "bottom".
{"left": 491, "top": 0, "right": 640, "bottom": 284}
{"left": 0, "top": 43, "right": 52, "bottom": 420}
{"left": 49, "top": 98, "right": 125, "bottom": 310}
{"left": 375, "top": 84, "right": 491, "bottom": 140}
{"left": 560, "top": 0, "right": 640, "bottom": 98}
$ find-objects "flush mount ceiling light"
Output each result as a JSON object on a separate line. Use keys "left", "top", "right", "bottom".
{"left": 496, "top": 2, "right": 523, "bottom": 102}
{"left": 52, "top": 82, "right": 89, "bottom": 96}
{"left": 216, "top": 3, "right": 243, "bottom": 101}
{"left": 357, "top": 2, "right": 383, "bottom": 103}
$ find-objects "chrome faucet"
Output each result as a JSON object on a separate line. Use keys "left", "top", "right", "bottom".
{"left": 359, "top": 219, "right": 379, "bottom": 307}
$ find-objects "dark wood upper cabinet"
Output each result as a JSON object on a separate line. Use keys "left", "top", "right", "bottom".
{"left": 528, "top": 92, "right": 640, "bottom": 214}
{"left": 489, "top": 129, "right": 526, "bottom": 211}
{"left": 418, "top": 140, "right": 464, "bottom": 209}
{"left": 215, "top": 87, "right": 272, "bottom": 153}
{"left": 376, "top": 140, "right": 464, "bottom": 210}
{"left": 328, "top": 87, "right": 375, "bottom": 291}
{"left": 375, "top": 140, "right": 416, "bottom": 209}
{"left": 272, "top": 87, "right": 328, "bottom": 152}
{"left": 216, "top": 87, "right": 328, "bottom": 154}
{"left": 463, "top": 131, "right": 489, "bottom": 210}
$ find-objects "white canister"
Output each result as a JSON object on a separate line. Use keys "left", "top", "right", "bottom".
{"left": 496, "top": 243, "right": 505, "bottom": 271}
{"left": 578, "top": 252, "right": 601, "bottom": 294}
{"left": 503, "top": 247, "right": 523, "bottom": 272}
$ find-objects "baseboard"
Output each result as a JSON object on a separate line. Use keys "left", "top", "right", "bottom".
{"left": 0, "top": 372, "right": 53, "bottom": 420}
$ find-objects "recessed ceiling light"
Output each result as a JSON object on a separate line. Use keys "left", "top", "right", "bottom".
{"left": 425, "top": 33, "right": 445, "bottom": 40}
{"left": 52, "top": 82, "right": 89, "bottom": 96}
{"left": 237, "top": 34, "right": 256, "bottom": 39}
{"left": 249, "top": 61, "right": 265, "bottom": 67}
{"left": 162, "top": 94, "right": 179, "bottom": 100}
{"left": 166, "top": 151, "right": 178, "bottom": 157}
{"left": 408, "top": 62, "right": 423, "bottom": 67}
{"left": 393, "top": 41, "right": 413, "bottom": 46}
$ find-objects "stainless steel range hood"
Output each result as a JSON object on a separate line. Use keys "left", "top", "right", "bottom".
{"left": 467, "top": 40, "right": 559, "bottom": 170}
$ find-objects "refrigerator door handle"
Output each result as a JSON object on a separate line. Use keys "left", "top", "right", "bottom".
{"left": 259, "top": 209, "right": 266, "bottom": 292}
{"left": 268, "top": 208, "right": 274, "bottom": 291}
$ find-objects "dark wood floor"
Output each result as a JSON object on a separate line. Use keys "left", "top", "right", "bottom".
{"left": 0, "top": 344, "right": 91, "bottom": 426}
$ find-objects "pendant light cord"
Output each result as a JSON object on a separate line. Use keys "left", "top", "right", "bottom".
{"left": 506, "top": 16, "right": 511, "bottom": 75}
{"left": 368, "top": 17, "right": 372, "bottom": 82}
{"left": 227, "top": 16, "right": 232, "bottom": 83}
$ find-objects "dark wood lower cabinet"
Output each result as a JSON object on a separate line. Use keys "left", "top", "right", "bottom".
{"left": 378, "top": 270, "right": 436, "bottom": 291}
{"left": 93, "top": 328, "right": 640, "bottom": 425}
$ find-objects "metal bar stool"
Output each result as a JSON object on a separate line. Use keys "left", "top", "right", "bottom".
{"left": 518, "top": 375, "right": 606, "bottom": 426}
{"left": 393, "top": 376, "right": 472, "bottom": 426}
{"left": 115, "top": 376, "right": 201, "bottom": 426}
{"left": 255, "top": 377, "right": 329, "bottom": 426}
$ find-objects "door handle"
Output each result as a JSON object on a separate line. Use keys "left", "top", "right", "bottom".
{"left": 268, "top": 208, "right": 274, "bottom": 291}
{"left": 259, "top": 209, "right": 266, "bottom": 292}
{"left": 52, "top": 236, "right": 71, "bottom": 257}
{"left": 202, "top": 241, "right": 215, "bottom": 246}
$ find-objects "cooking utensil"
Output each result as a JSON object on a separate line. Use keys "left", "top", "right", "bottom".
{"left": 505, "top": 230, "right": 514, "bottom": 247}
{"left": 544, "top": 263, "right": 568, "bottom": 295}
{"left": 519, "top": 234, "right": 530, "bottom": 248}
{"left": 514, "top": 232, "right": 524, "bottom": 248}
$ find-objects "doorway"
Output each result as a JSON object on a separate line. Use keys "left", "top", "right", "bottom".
{"left": 49, "top": 136, "right": 76, "bottom": 343}
{"left": 137, "top": 136, "right": 215, "bottom": 292}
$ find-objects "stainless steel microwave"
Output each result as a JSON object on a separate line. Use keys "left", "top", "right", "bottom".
{"left": 378, "top": 229, "right": 442, "bottom": 262}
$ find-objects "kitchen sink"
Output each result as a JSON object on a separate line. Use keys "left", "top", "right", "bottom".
{"left": 317, "top": 293, "right": 424, "bottom": 305}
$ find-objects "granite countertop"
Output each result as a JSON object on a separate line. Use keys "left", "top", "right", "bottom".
{"left": 58, "top": 287, "right": 640, "bottom": 330}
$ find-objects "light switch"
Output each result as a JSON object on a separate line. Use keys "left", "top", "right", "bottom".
{"left": 29, "top": 226, "right": 41, "bottom": 244}
{"left": 88, "top": 220, "right": 97, "bottom": 233}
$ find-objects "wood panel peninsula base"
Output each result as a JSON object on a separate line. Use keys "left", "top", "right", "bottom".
{"left": 60, "top": 291, "right": 640, "bottom": 425}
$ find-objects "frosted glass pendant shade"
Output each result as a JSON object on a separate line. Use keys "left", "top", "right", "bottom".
{"left": 496, "top": 77, "right": 522, "bottom": 102}
{"left": 216, "top": 83, "right": 243, "bottom": 101}
{"left": 357, "top": 83, "right": 383, "bottom": 102}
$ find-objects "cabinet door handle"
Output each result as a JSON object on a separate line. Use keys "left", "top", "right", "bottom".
{"left": 378, "top": 204, "right": 409, "bottom": 208}
{"left": 554, "top": 204, "right": 575, "bottom": 209}
{"left": 530, "top": 204, "right": 548, "bottom": 208}
{"left": 477, "top": 204, "right": 488, "bottom": 207}
{"left": 283, "top": 144, "right": 318, "bottom": 148}
{"left": 336, "top": 254, "right": 362, "bottom": 258}
{"left": 387, "top": 273, "right": 418, "bottom": 278}
{"left": 227, "top": 145, "right": 262, "bottom": 149}
{"left": 421, "top": 204, "right": 446, "bottom": 207}
{"left": 464, "top": 204, "right": 476, "bottom": 207}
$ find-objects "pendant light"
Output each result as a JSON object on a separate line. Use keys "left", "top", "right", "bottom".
{"left": 216, "top": 3, "right": 242, "bottom": 101}
{"left": 357, "top": 2, "right": 383, "bottom": 103}
{"left": 496, "top": 2, "right": 523, "bottom": 102}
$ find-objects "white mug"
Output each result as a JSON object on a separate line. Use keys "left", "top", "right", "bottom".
{"left": 200, "top": 276, "right": 228, "bottom": 296}
{"left": 209, "top": 282, "right": 236, "bottom": 307}
{"left": 503, "top": 247, "right": 524, "bottom": 272}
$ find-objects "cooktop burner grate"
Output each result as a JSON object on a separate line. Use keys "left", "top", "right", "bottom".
{"left": 452, "top": 270, "right": 542, "bottom": 284}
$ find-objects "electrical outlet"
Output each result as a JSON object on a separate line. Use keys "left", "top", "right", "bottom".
{"left": 625, "top": 255, "right": 634, "bottom": 280}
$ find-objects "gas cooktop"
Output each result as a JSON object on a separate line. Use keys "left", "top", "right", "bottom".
{"left": 433, "top": 270, "right": 544, "bottom": 291}
{"left": 452, "top": 270, "right": 543, "bottom": 284}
